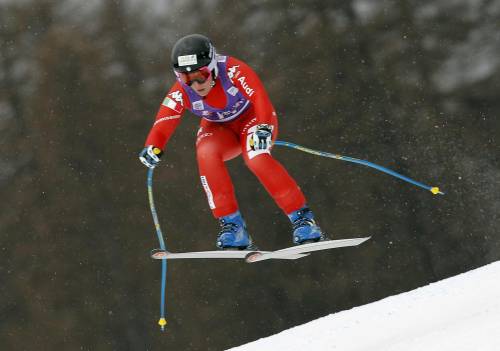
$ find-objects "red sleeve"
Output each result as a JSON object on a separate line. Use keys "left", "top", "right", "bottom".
{"left": 226, "top": 57, "right": 276, "bottom": 125}
{"left": 144, "top": 81, "right": 190, "bottom": 149}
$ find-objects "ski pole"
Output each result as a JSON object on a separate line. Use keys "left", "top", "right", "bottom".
{"left": 147, "top": 167, "right": 168, "bottom": 331}
{"left": 274, "top": 140, "right": 444, "bottom": 195}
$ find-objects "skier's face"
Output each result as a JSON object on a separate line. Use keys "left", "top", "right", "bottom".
{"left": 176, "top": 66, "right": 214, "bottom": 96}
{"left": 191, "top": 74, "right": 214, "bottom": 97}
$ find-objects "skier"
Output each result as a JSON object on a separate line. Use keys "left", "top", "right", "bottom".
{"left": 139, "top": 34, "right": 325, "bottom": 250}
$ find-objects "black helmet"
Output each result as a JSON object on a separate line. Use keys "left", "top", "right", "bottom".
{"left": 171, "top": 34, "right": 216, "bottom": 73}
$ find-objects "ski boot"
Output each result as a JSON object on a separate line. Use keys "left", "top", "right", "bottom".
{"left": 216, "top": 211, "right": 256, "bottom": 250}
{"left": 288, "top": 206, "right": 326, "bottom": 245}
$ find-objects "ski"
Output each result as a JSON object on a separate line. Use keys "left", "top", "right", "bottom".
{"left": 151, "top": 236, "right": 370, "bottom": 263}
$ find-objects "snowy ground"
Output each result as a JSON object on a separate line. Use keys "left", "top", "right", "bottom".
{"left": 228, "top": 261, "right": 500, "bottom": 351}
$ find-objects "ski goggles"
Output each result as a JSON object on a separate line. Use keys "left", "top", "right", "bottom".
{"left": 176, "top": 66, "right": 212, "bottom": 86}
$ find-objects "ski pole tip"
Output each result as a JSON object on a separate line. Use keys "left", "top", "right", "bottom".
{"left": 430, "top": 187, "right": 444, "bottom": 195}
{"left": 158, "top": 318, "right": 167, "bottom": 330}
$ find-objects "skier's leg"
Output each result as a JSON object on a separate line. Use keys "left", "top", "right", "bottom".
{"left": 239, "top": 115, "right": 306, "bottom": 214}
{"left": 196, "top": 122, "right": 254, "bottom": 249}
{"left": 196, "top": 122, "right": 241, "bottom": 218}
{"left": 239, "top": 116, "right": 325, "bottom": 244}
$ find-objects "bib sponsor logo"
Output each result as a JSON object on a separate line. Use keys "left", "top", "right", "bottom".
{"left": 227, "top": 86, "right": 239, "bottom": 96}
{"left": 192, "top": 100, "right": 204, "bottom": 110}
{"left": 215, "top": 98, "right": 247, "bottom": 120}
{"left": 237, "top": 76, "right": 255, "bottom": 97}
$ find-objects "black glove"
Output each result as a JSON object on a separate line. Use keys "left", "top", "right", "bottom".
{"left": 251, "top": 124, "right": 273, "bottom": 151}
{"left": 139, "top": 145, "right": 163, "bottom": 168}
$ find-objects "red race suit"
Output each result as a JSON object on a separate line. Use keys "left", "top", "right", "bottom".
{"left": 145, "top": 56, "right": 306, "bottom": 218}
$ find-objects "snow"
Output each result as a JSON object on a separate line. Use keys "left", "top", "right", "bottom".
{"left": 228, "top": 261, "right": 500, "bottom": 351}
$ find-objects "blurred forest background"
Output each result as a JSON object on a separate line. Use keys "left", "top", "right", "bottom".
{"left": 1, "top": 0, "right": 499, "bottom": 350}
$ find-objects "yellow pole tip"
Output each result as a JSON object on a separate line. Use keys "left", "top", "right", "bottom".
{"left": 430, "top": 187, "right": 440, "bottom": 195}
{"left": 158, "top": 318, "right": 167, "bottom": 327}
{"left": 153, "top": 147, "right": 162, "bottom": 155}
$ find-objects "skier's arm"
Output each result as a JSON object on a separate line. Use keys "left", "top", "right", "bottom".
{"left": 145, "top": 82, "right": 188, "bottom": 150}
{"left": 227, "top": 57, "right": 276, "bottom": 125}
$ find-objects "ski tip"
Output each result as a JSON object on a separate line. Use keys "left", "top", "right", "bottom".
{"left": 151, "top": 249, "right": 168, "bottom": 259}
{"left": 359, "top": 236, "right": 371, "bottom": 244}
{"left": 430, "top": 187, "right": 445, "bottom": 195}
{"left": 158, "top": 318, "right": 167, "bottom": 330}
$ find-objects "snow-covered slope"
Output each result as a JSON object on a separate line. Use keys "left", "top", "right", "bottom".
{"left": 228, "top": 261, "right": 500, "bottom": 351}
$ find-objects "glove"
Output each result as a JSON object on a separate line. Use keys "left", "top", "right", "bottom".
{"left": 139, "top": 145, "right": 163, "bottom": 168}
{"left": 250, "top": 124, "right": 273, "bottom": 151}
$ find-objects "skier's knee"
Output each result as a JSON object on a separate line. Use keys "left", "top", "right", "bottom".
{"left": 243, "top": 153, "right": 271, "bottom": 171}
{"left": 197, "top": 143, "right": 220, "bottom": 162}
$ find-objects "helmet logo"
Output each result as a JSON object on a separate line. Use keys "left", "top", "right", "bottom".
{"left": 178, "top": 54, "right": 198, "bottom": 67}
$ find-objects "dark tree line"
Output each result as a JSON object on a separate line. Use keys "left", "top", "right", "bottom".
{"left": 1, "top": 1, "right": 499, "bottom": 350}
